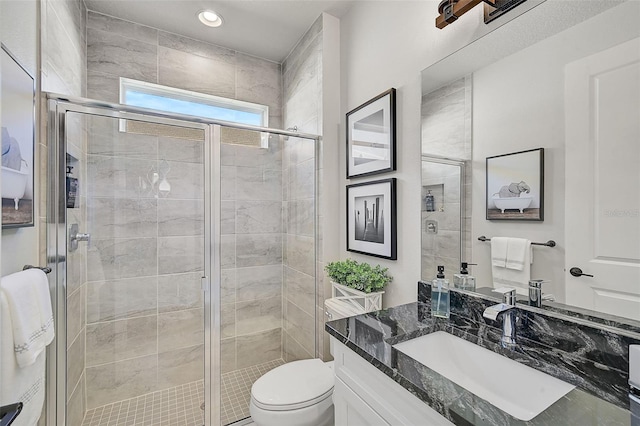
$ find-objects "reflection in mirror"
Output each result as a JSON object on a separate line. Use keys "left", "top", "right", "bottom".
{"left": 420, "top": 1, "right": 640, "bottom": 324}
{"left": 420, "top": 157, "right": 467, "bottom": 282}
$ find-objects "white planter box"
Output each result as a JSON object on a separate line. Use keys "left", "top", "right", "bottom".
{"left": 330, "top": 282, "right": 384, "bottom": 313}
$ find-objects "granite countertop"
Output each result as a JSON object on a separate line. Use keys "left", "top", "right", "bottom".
{"left": 325, "top": 301, "right": 633, "bottom": 426}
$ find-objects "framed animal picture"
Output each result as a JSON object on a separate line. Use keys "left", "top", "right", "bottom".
{"left": 486, "top": 148, "right": 544, "bottom": 221}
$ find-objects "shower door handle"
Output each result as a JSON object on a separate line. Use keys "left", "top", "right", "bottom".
{"left": 69, "top": 224, "right": 91, "bottom": 252}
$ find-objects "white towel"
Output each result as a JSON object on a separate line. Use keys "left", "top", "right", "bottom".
{"left": 0, "top": 269, "right": 54, "bottom": 368}
{"left": 0, "top": 292, "right": 47, "bottom": 426}
{"left": 491, "top": 237, "right": 509, "bottom": 267}
{"left": 491, "top": 238, "right": 532, "bottom": 294}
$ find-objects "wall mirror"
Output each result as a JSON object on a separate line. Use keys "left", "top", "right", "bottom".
{"left": 420, "top": 0, "right": 640, "bottom": 326}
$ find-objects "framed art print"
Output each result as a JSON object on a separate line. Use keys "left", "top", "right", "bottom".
{"left": 346, "top": 88, "right": 396, "bottom": 178}
{"left": 1, "top": 44, "right": 35, "bottom": 228}
{"left": 347, "top": 178, "right": 397, "bottom": 260}
{"left": 486, "top": 148, "right": 544, "bottom": 221}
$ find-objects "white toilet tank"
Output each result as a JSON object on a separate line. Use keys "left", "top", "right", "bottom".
{"left": 324, "top": 298, "right": 366, "bottom": 321}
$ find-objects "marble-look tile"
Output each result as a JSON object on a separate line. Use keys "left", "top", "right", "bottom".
{"left": 51, "top": 0, "right": 87, "bottom": 48}
{"left": 284, "top": 330, "right": 312, "bottom": 363}
{"left": 158, "top": 272, "right": 203, "bottom": 313}
{"left": 221, "top": 269, "right": 236, "bottom": 304}
{"left": 220, "top": 235, "right": 236, "bottom": 268}
{"left": 284, "top": 82, "right": 319, "bottom": 135}
{"left": 157, "top": 199, "right": 204, "bottom": 237}
{"left": 158, "top": 47, "right": 235, "bottom": 98}
{"left": 284, "top": 267, "right": 315, "bottom": 316}
{"left": 86, "top": 277, "right": 157, "bottom": 323}
{"left": 67, "top": 331, "right": 85, "bottom": 400}
{"left": 158, "top": 31, "right": 235, "bottom": 64}
{"left": 45, "top": 2, "right": 84, "bottom": 95}
{"left": 66, "top": 237, "right": 86, "bottom": 296}
{"left": 284, "top": 37, "right": 321, "bottom": 101}
{"left": 285, "top": 235, "right": 314, "bottom": 276}
{"left": 163, "top": 160, "right": 204, "bottom": 200}
{"left": 87, "top": 27, "right": 157, "bottom": 81}
{"left": 221, "top": 165, "right": 236, "bottom": 201}
{"left": 67, "top": 372, "right": 85, "bottom": 424}
{"left": 284, "top": 300, "right": 314, "bottom": 355}
{"left": 87, "top": 238, "right": 157, "bottom": 281}
{"left": 221, "top": 201, "right": 235, "bottom": 235}
{"left": 88, "top": 198, "right": 157, "bottom": 239}
{"left": 236, "top": 234, "right": 283, "bottom": 267}
{"left": 236, "top": 296, "right": 282, "bottom": 335}
{"left": 287, "top": 199, "right": 314, "bottom": 237}
{"left": 87, "top": 70, "right": 120, "bottom": 103}
{"left": 282, "top": 15, "right": 322, "bottom": 76}
{"left": 66, "top": 285, "right": 85, "bottom": 348}
{"left": 158, "top": 309, "right": 204, "bottom": 352}
{"left": 87, "top": 155, "right": 157, "bottom": 199}
{"left": 221, "top": 338, "right": 236, "bottom": 373}
{"left": 236, "top": 53, "right": 281, "bottom": 114}
{"left": 236, "top": 200, "right": 282, "bottom": 234}
{"left": 158, "top": 136, "right": 204, "bottom": 164}
{"left": 88, "top": 117, "right": 158, "bottom": 159}
{"left": 86, "top": 354, "right": 158, "bottom": 409}
{"left": 221, "top": 303, "right": 235, "bottom": 338}
{"left": 435, "top": 230, "right": 461, "bottom": 258}
{"left": 87, "top": 11, "right": 157, "bottom": 44}
{"left": 289, "top": 159, "right": 315, "bottom": 200}
{"left": 235, "top": 167, "right": 282, "bottom": 201}
{"left": 234, "top": 138, "right": 282, "bottom": 168}
{"left": 86, "top": 315, "right": 157, "bottom": 367}
{"left": 158, "top": 344, "right": 204, "bottom": 389}
{"left": 221, "top": 143, "right": 235, "bottom": 166}
{"left": 158, "top": 236, "right": 204, "bottom": 274}
{"left": 236, "top": 265, "right": 282, "bottom": 302}
{"left": 236, "top": 328, "right": 282, "bottom": 369}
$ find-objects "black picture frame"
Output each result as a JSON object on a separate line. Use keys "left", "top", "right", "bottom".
{"left": 346, "top": 88, "right": 396, "bottom": 178}
{"left": 346, "top": 178, "right": 397, "bottom": 260}
{"left": 1, "top": 44, "right": 35, "bottom": 229}
{"left": 486, "top": 148, "right": 544, "bottom": 221}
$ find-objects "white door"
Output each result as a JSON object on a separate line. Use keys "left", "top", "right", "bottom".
{"left": 564, "top": 37, "right": 640, "bottom": 320}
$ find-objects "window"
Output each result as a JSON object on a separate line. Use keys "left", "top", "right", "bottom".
{"left": 120, "top": 78, "right": 269, "bottom": 127}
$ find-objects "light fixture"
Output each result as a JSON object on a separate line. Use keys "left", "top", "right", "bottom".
{"left": 198, "top": 10, "right": 223, "bottom": 27}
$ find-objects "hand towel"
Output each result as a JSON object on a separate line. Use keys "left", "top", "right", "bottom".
{"left": 0, "top": 269, "right": 54, "bottom": 368}
{"left": 491, "top": 237, "right": 509, "bottom": 268}
{"left": 0, "top": 292, "right": 47, "bottom": 426}
{"left": 491, "top": 238, "right": 532, "bottom": 294}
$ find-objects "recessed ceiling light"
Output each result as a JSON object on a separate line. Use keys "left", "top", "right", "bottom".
{"left": 198, "top": 10, "right": 223, "bottom": 27}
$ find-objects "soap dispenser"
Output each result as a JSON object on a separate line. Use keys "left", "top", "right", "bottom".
{"left": 431, "top": 266, "right": 450, "bottom": 318}
{"left": 425, "top": 190, "right": 435, "bottom": 212}
{"left": 454, "top": 262, "right": 476, "bottom": 291}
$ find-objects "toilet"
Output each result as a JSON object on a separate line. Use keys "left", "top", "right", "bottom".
{"left": 249, "top": 358, "right": 335, "bottom": 426}
{"left": 250, "top": 299, "right": 361, "bottom": 426}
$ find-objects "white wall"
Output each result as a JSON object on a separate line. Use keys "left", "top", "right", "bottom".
{"left": 0, "top": 0, "right": 39, "bottom": 276}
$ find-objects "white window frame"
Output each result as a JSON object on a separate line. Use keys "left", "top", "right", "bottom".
{"left": 119, "top": 77, "right": 269, "bottom": 133}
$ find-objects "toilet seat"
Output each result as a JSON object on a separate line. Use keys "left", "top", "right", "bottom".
{"left": 251, "top": 359, "right": 334, "bottom": 411}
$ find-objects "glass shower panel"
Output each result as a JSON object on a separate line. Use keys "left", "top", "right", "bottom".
{"left": 218, "top": 128, "right": 316, "bottom": 425}
{"left": 64, "top": 111, "right": 207, "bottom": 426}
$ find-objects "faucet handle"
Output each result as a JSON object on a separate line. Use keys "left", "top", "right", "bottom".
{"left": 493, "top": 287, "right": 517, "bottom": 305}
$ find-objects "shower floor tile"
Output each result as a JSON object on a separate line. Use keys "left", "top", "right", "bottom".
{"left": 80, "top": 359, "right": 285, "bottom": 426}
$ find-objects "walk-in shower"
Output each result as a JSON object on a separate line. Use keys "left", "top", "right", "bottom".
{"left": 46, "top": 95, "right": 318, "bottom": 426}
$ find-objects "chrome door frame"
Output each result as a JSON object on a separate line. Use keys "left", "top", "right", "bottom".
{"left": 46, "top": 93, "right": 321, "bottom": 426}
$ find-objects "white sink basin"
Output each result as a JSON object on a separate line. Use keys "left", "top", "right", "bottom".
{"left": 393, "top": 331, "right": 575, "bottom": 421}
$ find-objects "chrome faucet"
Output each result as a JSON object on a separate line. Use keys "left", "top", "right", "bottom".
{"left": 483, "top": 288, "right": 518, "bottom": 349}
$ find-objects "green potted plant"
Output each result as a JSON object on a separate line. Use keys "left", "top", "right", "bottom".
{"left": 324, "top": 259, "right": 392, "bottom": 311}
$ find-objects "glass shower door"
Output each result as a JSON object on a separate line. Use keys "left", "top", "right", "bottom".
{"left": 55, "top": 106, "right": 211, "bottom": 426}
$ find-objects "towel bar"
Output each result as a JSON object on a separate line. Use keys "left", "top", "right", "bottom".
{"left": 478, "top": 236, "right": 556, "bottom": 247}
{"left": 22, "top": 265, "right": 53, "bottom": 274}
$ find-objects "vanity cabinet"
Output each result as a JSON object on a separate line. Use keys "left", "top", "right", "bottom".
{"left": 331, "top": 337, "right": 454, "bottom": 426}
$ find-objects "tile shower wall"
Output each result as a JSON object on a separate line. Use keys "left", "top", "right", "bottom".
{"left": 220, "top": 132, "right": 285, "bottom": 373}
{"left": 41, "top": 0, "right": 87, "bottom": 424}
{"left": 421, "top": 77, "right": 473, "bottom": 281}
{"left": 83, "top": 115, "right": 205, "bottom": 409}
{"left": 282, "top": 16, "right": 323, "bottom": 361}
{"left": 85, "top": 11, "right": 282, "bottom": 129}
